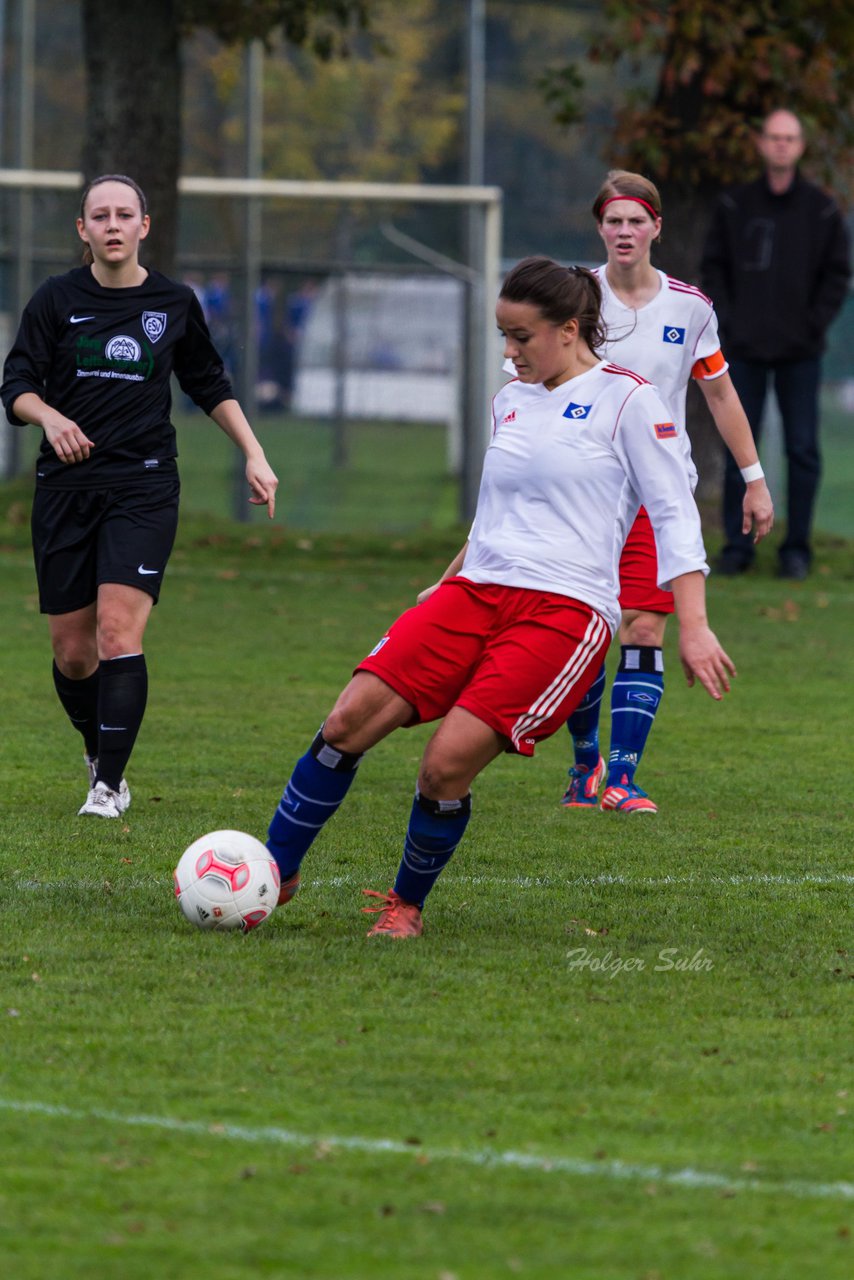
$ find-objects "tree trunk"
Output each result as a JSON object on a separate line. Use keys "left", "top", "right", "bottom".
{"left": 81, "top": 0, "right": 183, "bottom": 277}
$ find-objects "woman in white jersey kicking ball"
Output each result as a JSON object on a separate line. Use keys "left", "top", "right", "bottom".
{"left": 264, "top": 257, "right": 734, "bottom": 938}
{"left": 557, "top": 171, "right": 774, "bottom": 815}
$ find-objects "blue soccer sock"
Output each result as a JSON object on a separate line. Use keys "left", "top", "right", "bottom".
{"left": 566, "top": 664, "right": 606, "bottom": 772}
{"left": 266, "top": 729, "right": 364, "bottom": 879}
{"left": 607, "top": 646, "right": 664, "bottom": 787}
{"left": 393, "top": 790, "right": 472, "bottom": 908}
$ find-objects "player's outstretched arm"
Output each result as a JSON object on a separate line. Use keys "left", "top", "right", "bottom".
{"left": 208, "top": 399, "right": 279, "bottom": 518}
{"left": 699, "top": 374, "right": 774, "bottom": 542}
{"left": 670, "top": 570, "right": 736, "bottom": 701}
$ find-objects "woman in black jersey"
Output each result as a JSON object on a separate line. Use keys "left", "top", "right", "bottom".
{"left": 1, "top": 174, "right": 279, "bottom": 818}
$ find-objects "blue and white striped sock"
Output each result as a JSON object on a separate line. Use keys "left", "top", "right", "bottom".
{"left": 607, "top": 646, "right": 663, "bottom": 787}
{"left": 566, "top": 664, "right": 606, "bottom": 772}
{"left": 266, "top": 729, "right": 363, "bottom": 879}
{"left": 393, "top": 790, "right": 472, "bottom": 908}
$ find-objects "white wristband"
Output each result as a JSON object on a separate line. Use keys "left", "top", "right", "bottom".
{"left": 740, "top": 462, "right": 764, "bottom": 483}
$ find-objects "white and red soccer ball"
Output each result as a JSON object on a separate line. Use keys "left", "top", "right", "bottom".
{"left": 174, "top": 830, "right": 280, "bottom": 932}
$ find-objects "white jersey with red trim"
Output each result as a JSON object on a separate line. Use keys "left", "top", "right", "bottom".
{"left": 462, "top": 360, "right": 709, "bottom": 634}
{"left": 595, "top": 266, "right": 726, "bottom": 486}
{"left": 502, "top": 269, "right": 726, "bottom": 490}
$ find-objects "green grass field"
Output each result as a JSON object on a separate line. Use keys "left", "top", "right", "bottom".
{"left": 0, "top": 481, "right": 852, "bottom": 1278}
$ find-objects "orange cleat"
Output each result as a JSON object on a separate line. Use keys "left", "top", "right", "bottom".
{"left": 601, "top": 782, "right": 658, "bottom": 813}
{"left": 362, "top": 888, "right": 423, "bottom": 938}
{"left": 277, "top": 870, "right": 301, "bottom": 906}
{"left": 560, "top": 755, "right": 606, "bottom": 808}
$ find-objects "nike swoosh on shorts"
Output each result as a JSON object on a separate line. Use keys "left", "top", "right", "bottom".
{"left": 137, "top": 565, "right": 160, "bottom": 575}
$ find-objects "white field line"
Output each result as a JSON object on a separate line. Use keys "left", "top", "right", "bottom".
{"left": 8, "top": 871, "right": 854, "bottom": 893}
{"left": 1, "top": 1097, "right": 851, "bottom": 1202}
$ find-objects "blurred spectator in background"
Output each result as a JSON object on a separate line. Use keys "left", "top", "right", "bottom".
{"left": 282, "top": 279, "right": 319, "bottom": 410}
{"left": 256, "top": 276, "right": 288, "bottom": 412}
{"left": 202, "top": 273, "right": 237, "bottom": 381}
{"left": 701, "top": 108, "right": 851, "bottom": 579}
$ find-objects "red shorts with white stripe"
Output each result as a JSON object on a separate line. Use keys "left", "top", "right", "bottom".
{"left": 356, "top": 577, "right": 611, "bottom": 757}
{"left": 618, "top": 506, "right": 675, "bottom": 614}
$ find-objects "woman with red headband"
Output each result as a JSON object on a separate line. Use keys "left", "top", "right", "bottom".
{"left": 558, "top": 170, "right": 774, "bottom": 814}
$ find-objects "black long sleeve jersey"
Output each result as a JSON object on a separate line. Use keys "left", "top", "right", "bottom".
{"left": 1, "top": 266, "right": 235, "bottom": 489}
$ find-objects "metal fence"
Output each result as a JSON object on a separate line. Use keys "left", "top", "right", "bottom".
{"left": 0, "top": 169, "right": 503, "bottom": 526}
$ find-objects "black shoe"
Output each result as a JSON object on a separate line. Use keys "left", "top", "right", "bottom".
{"left": 715, "top": 549, "right": 752, "bottom": 576}
{"left": 778, "top": 552, "right": 810, "bottom": 581}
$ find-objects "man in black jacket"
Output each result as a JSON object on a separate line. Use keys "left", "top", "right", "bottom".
{"left": 701, "top": 108, "right": 851, "bottom": 579}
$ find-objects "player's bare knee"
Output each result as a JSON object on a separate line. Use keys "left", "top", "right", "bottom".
{"left": 623, "top": 615, "right": 667, "bottom": 647}
{"left": 96, "top": 617, "right": 141, "bottom": 660}
{"left": 418, "top": 757, "right": 468, "bottom": 801}
{"left": 322, "top": 704, "right": 364, "bottom": 754}
{"left": 55, "top": 651, "right": 97, "bottom": 680}
{"left": 51, "top": 631, "right": 97, "bottom": 677}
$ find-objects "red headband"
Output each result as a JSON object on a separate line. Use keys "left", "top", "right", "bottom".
{"left": 599, "top": 195, "right": 660, "bottom": 220}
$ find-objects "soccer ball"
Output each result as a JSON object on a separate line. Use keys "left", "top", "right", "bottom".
{"left": 174, "top": 830, "right": 281, "bottom": 932}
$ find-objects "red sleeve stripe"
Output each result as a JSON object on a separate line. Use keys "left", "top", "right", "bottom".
{"left": 602, "top": 362, "right": 650, "bottom": 386}
{"left": 666, "top": 276, "right": 713, "bottom": 305}
{"left": 611, "top": 381, "right": 644, "bottom": 439}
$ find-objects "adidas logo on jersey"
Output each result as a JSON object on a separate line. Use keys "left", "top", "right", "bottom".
{"left": 501, "top": 410, "right": 517, "bottom": 424}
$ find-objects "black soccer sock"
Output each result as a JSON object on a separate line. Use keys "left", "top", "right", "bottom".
{"left": 52, "top": 661, "right": 100, "bottom": 758}
{"left": 95, "top": 654, "right": 148, "bottom": 791}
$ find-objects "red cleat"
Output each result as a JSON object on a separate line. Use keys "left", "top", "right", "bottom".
{"left": 362, "top": 888, "right": 423, "bottom": 938}
{"left": 277, "top": 871, "right": 301, "bottom": 906}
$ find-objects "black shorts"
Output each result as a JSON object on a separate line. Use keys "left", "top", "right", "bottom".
{"left": 31, "top": 479, "right": 180, "bottom": 615}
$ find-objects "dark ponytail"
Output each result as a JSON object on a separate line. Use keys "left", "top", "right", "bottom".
{"left": 499, "top": 256, "right": 607, "bottom": 355}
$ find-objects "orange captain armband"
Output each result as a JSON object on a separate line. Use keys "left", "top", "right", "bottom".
{"left": 691, "top": 349, "right": 727, "bottom": 380}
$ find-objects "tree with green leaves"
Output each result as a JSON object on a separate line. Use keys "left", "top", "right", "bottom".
{"left": 543, "top": 0, "right": 853, "bottom": 281}
{"left": 541, "top": 0, "right": 854, "bottom": 487}
{"left": 81, "top": 0, "right": 374, "bottom": 274}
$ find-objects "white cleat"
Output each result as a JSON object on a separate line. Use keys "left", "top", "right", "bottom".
{"left": 78, "top": 780, "right": 124, "bottom": 819}
{"left": 84, "top": 754, "right": 131, "bottom": 812}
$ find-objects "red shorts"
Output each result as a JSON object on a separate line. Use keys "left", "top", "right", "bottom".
{"left": 356, "top": 578, "right": 611, "bottom": 756}
{"left": 618, "top": 506, "right": 675, "bottom": 614}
